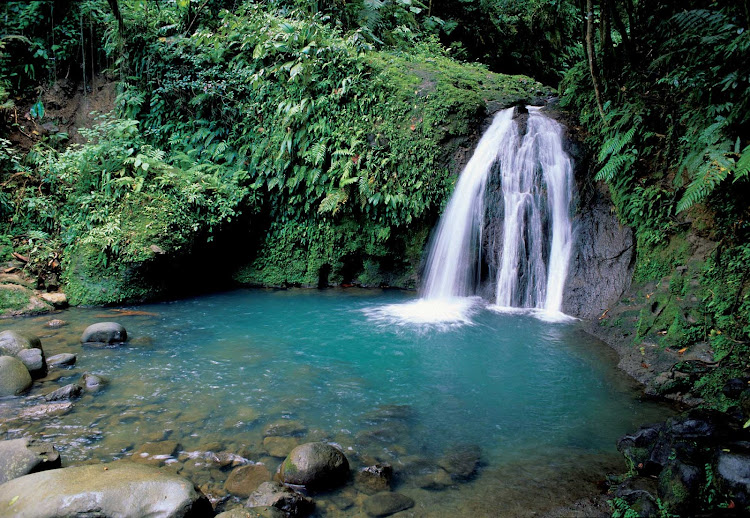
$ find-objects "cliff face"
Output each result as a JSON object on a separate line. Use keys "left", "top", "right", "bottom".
{"left": 562, "top": 183, "right": 635, "bottom": 320}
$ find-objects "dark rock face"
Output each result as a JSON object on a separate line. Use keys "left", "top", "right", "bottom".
{"left": 562, "top": 184, "right": 635, "bottom": 319}
{"left": 0, "top": 438, "right": 61, "bottom": 484}
{"left": 0, "top": 461, "right": 212, "bottom": 517}
{"left": 81, "top": 322, "right": 127, "bottom": 345}
{"left": 279, "top": 442, "right": 350, "bottom": 490}
{"left": 362, "top": 492, "right": 415, "bottom": 517}
{"left": 245, "top": 481, "right": 314, "bottom": 517}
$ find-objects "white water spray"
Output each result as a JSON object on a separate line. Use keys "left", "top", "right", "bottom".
{"left": 421, "top": 108, "right": 516, "bottom": 300}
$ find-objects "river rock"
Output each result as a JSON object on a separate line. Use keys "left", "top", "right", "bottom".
{"left": 362, "top": 492, "right": 415, "bottom": 517}
{"left": 414, "top": 467, "right": 453, "bottom": 490}
{"left": 263, "top": 420, "right": 307, "bottom": 437}
{"left": 0, "top": 355, "right": 32, "bottom": 396}
{"left": 657, "top": 459, "right": 701, "bottom": 514}
{"left": 356, "top": 464, "right": 393, "bottom": 492}
{"left": 81, "top": 322, "right": 127, "bottom": 345}
{"left": 18, "top": 402, "right": 73, "bottom": 420}
{"left": 46, "top": 352, "right": 77, "bottom": 367}
{"left": 218, "top": 509, "right": 285, "bottom": 518}
{"left": 132, "top": 440, "right": 180, "bottom": 467}
{"left": 0, "top": 461, "right": 211, "bottom": 517}
{"left": 245, "top": 481, "right": 314, "bottom": 517}
{"left": 17, "top": 347, "right": 47, "bottom": 378}
{"left": 225, "top": 464, "right": 271, "bottom": 497}
{"left": 0, "top": 330, "right": 41, "bottom": 356}
{"left": 44, "top": 383, "right": 83, "bottom": 401}
{"left": 437, "top": 444, "right": 481, "bottom": 480}
{"left": 279, "top": 442, "right": 350, "bottom": 489}
{"left": 715, "top": 451, "right": 750, "bottom": 510}
{"left": 0, "top": 438, "right": 61, "bottom": 484}
{"left": 263, "top": 436, "right": 298, "bottom": 458}
{"left": 81, "top": 372, "right": 107, "bottom": 392}
{"left": 45, "top": 319, "right": 67, "bottom": 328}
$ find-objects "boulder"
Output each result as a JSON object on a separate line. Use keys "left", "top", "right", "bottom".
{"left": 362, "top": 492, "right": 415, "bottom": 517}
{"left": 44, "top": 383, "right": 83, "bottom": 402}
{"left": 0, "top": 355, "right": 32, "bottom": 396}
{"left": 46, "top": 352, "right": 77, "bottom": 368}
{"left": 0, "top": 330, "right": 41, "bottom": 356}
{"left": 45, "top": 319, "right": 67, "bottom": 328}
{"left": 39, "top": 292, "right": 67, "bottom": 308}
{"left": 716, "top": 451, "right": 750, "bottom": 510}
{"left": 225, "top": 464, "right": 271, "bottom": 497}
{"left": 657, "top": 459, "right": 701, "bottom": 514}
{"left": 0, "top": 438, "right": 60, "bottom": 484}
{"left": 17, "top": 347, "right": 47, "bottom": 378}
{"left": 245, "top": 481, "right": 314, "bottom": 517}
{"left": 263, "top": 436, "right": 298, "bottom": 458}
{"left": 18, "top": 402, "right": 73, "bottom": 420}
{"left": 279, "top": 442, "right": 350, "bottom": 490}
{"left": 0, "top": 461, "right": 212, "bottom": 517}
{"left": 81, "top": 322, "right": 127, "bottom": 345}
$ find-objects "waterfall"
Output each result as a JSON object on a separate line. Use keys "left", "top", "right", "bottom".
{"left": 421, "top": 108, "right": 515, "bottom": 300}
{"left": 422, "top": 106, "right": 574, "bottom": 314}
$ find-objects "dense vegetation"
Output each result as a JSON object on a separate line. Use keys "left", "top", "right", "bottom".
{"left": 1, "top": 0, "right": 749, "bottom": 514}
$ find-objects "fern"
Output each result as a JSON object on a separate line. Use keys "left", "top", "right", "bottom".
{"left": 595, "top": 153, "right": 635, "bottom": 182}
{"left": 598, "top": 127, "right": 636, "bottom": 162}
{"left": 318, "top": 189, "right": 348, "bottom": 215}
{"left": 676, "top": 148, "right": 733, "bottom": 212}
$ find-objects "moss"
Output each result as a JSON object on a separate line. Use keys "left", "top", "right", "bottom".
{"left": 0, "top": 285, "right": 31, "bottom": 315}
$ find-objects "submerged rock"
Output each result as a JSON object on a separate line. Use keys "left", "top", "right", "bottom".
{"left": 280, "top": 442, "right": 350, "bottom": 490}
{"left": 263, "top": 420, "right": 307, "bottom": 437}
{"left": 0, "top": 438, "right": 61, "bottom": 484}
{"left": 263, "top": 436, "right": 299, "bottom": 458}
{"left": 225, "top": 464, "right": 271, "bottom": 497}
{"left": 438, "top": 444, "right": 481, "bottom": 480}
{"left": 18, "top": 402, "right": 74, "bottom": 420}
{"left": 356, "top": 464, "right": 393, "bottom": 493}
{"left": 80, "top": 372, "right": 107, "bottom": 392}
{"left": 362, "top": 492, "right": 415, "bottom": 517}
{"left": 46, "top": 353, "right": 77, "bottom": 368}
{"left": 0, "top": 355, "right": 32, "bottom": 396}
{"left": 0, "top": 461, "right": 211, "bottom": 517}
{"left": 245, "top": 481, "right": 314, "bottom": 517}
{"left": 81, "top": 322, "right": 127, "bottom": 345}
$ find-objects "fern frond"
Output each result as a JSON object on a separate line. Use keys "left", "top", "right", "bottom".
{"left": 598, "top": 127, "right": 636, "bottom": 162}
{"left": 595, "top": 153, "right": 635, "bottom": 182}
{"left": 318, "top": 189, "right": 348, "bottom": 215}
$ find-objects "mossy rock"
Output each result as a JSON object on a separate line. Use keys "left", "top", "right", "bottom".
{"left": 279, "top": 443, "right": 350, "bottom": 490}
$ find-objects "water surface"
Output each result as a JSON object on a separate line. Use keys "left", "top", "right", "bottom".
{"left": 0, "top": 289, "right": 670, "bottom": 516}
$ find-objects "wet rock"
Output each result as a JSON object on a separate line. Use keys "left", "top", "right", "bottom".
{"left": 0, "top": 461, "right": 211, "bottom": 517}
{"left": 225, "top": 463, "right": 271, "bottom": 497}
{"left": 280, "top": 442, "right": 350, "bottom": 490}
{"left": 46, "top": 353, "right": 77, "bottom": 368}
{"left": 715, "top": 451, "right": 750, "bottom": 510}
{"left": 617, "top": 424, "right": 663, "bottom": 475}
{"left": 362, "top": 492, "right": 415, "bottom": 517}
{"left": 723, "top": 378, "right": 748, "bottom": 399}
{"left": 263, "top": 420, "right": 307, "bottom": 437}
{"left": 0, "top": 330, "right": 41, "bottom": 356}
{"left": 45, "top": 319, "right": 67, "bottom": 328}
{"left": 356, "top": 464, "right": 393, "bottom": 493}
{"left": 80, "top": 372, "right": 107, "bottom": 392}
{"left": 245, "top": 481, "right": 314, "bottom": 517}
{"left": 437, "top": 444, "right": 481, "bottom": 480}
{"left": 657, "top": 459, "right": 701, "bottom": 514}
{"left": 17, "top": 347, "right": 47, "bottom": 378}
{"left": 0, "top": 438, "right": 61, "bottom": 484}
{"left": 0, "top": 355, "right": 32, "bottom": 396}
{"left": 362, "top": 405, "right": 414, "bottom": 424}
{"left": 263, "top": 436, "right": 299, "bottom": 458}
{"left": 132, "top": 440, "right": 180, "bottom": 467}
{"left": 44, "top": 383, "right": 83, "bottom": 402}
{"left": 613, "top": 478, "right": 660, "bottom": 518}
{"left": 18, "top": 402, "right": 73, "bottom": 420}
{"left": 81, "top": 322, "right": 127, "bottom": 345}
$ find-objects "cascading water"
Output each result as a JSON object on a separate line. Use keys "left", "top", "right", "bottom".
{"left": 493, "top": 107, "right": 574, "bottom": 313}
{"left": 369, "top": 105, "right": 574, "bottom": 326}
{"left": 421, "top": 108, "right": 516, "bottom": 300}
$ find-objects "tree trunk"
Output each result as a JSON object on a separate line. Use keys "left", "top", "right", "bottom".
{"left": 586, "top": 0, "right": 606, "bottom": 121}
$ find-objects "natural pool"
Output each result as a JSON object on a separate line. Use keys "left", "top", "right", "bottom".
{"left": 0, "top": 288, "right": 672, "bottom": 516}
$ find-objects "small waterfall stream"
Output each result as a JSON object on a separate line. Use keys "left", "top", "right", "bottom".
{"left": 422, "top": 106, "right": 574, "bottom": 316}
